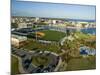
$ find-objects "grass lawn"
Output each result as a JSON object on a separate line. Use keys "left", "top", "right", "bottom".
{"left": 11, "top": 55, "right": 19, "bottom": 75}
{"left": 75, "top": 32, "right": 91, "bottom": 39}
{"left": 22, "top": 39, "right": 61, "bottom": 54}
{"left": 32, "top": 55, "right": 51, "bottom": 67}
{"left": 40, "top": 30, "right": 66, "bottom": 41}
{"left": 66, "top": 56, "right": 96, "bottom": 71}
{"left": 75, "top": 32, "right": 96, "bottom": 48}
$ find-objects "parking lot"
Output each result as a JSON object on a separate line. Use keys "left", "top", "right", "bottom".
{"left": 12, "top": 47, "right": 61, "bottom": 73}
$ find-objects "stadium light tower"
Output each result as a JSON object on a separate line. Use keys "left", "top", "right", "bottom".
{"left": 35, "top": 18, "right": 39, "bottom": 41}
{"left": 35, "top": 24, "right": 38, "bottom": 41}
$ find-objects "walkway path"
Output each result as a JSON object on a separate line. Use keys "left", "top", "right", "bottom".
{"left": 60, "top": 36, "right": 68, "bottom": 46}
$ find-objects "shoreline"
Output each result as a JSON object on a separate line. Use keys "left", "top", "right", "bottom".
{"left": 66, "top": 27, "right": 96, "bottom": 29}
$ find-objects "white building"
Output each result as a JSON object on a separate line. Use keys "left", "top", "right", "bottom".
{"left": 18, "top": 22, "right": 33, "bottom": 28}
{"left": 19, "top": 18, "right": 24, "bottom": 22}
{"left": 11, "top": 34, "right": 27, "bottom": 47}
{"left": 35, "top": 17, "right": 39, "bottom": 22}
{"left": 52, "top": 20, "right": 57, "bottom": 25}
{"left": 11, "top": 18, "right": 16, "bottom": 23}
{"left": 76, "top": 22, "right": 88, "bottom": 28}
{"left": 88, "top": 22, "right": 96, "bottom": 28}
{"left": 18, "top": 23, "right": 27, "bottom": 28}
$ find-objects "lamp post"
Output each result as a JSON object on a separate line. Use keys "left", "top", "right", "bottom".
{"left": 35, "top": 24, "right": 37, "bottom": 41}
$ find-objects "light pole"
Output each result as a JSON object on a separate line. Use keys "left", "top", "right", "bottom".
{"left": 35, "top": 24, "right": 37, "bottom": 41}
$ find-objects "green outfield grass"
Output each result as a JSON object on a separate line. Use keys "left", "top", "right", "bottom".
{"left": 41, "top": 30, "right": 66, "bottom": 41}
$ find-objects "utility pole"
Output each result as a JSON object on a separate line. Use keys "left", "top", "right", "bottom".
{"left": 35, "top": 24, "right": 37, "bottom": 41}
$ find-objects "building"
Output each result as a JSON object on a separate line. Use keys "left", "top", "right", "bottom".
{"left": 11, "top": 34, "right": 27, "bottom": 48}
{"left": 11, "top": 18, "right": 16, "bottom": 23}
{"left": 35, "top": 17, "right": 40, "bottom": 22}
{"left": 88, "top": 22, "right": 96, "bottom": 28}
{"left": 18, "top": 22, "right": 33, "bottom": 29}
{"left": 18, "top": 23, "right": 27, "bottom": 28}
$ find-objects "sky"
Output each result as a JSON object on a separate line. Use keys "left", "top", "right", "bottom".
{"left": 11, "top": 0, "right": 96, "bottom": 20}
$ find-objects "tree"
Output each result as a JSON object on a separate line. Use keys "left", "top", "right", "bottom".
{"left": 81, "top": 23, "right": 86, "bottom": 28}
{"left": 11, "top": 23, "right": 18, "bottom": 28}
{"left": 27, "top": 33, "right": 35, "bottom": 38}
{"left": 66, "top": 29, "right": 70, "bottom": 36}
